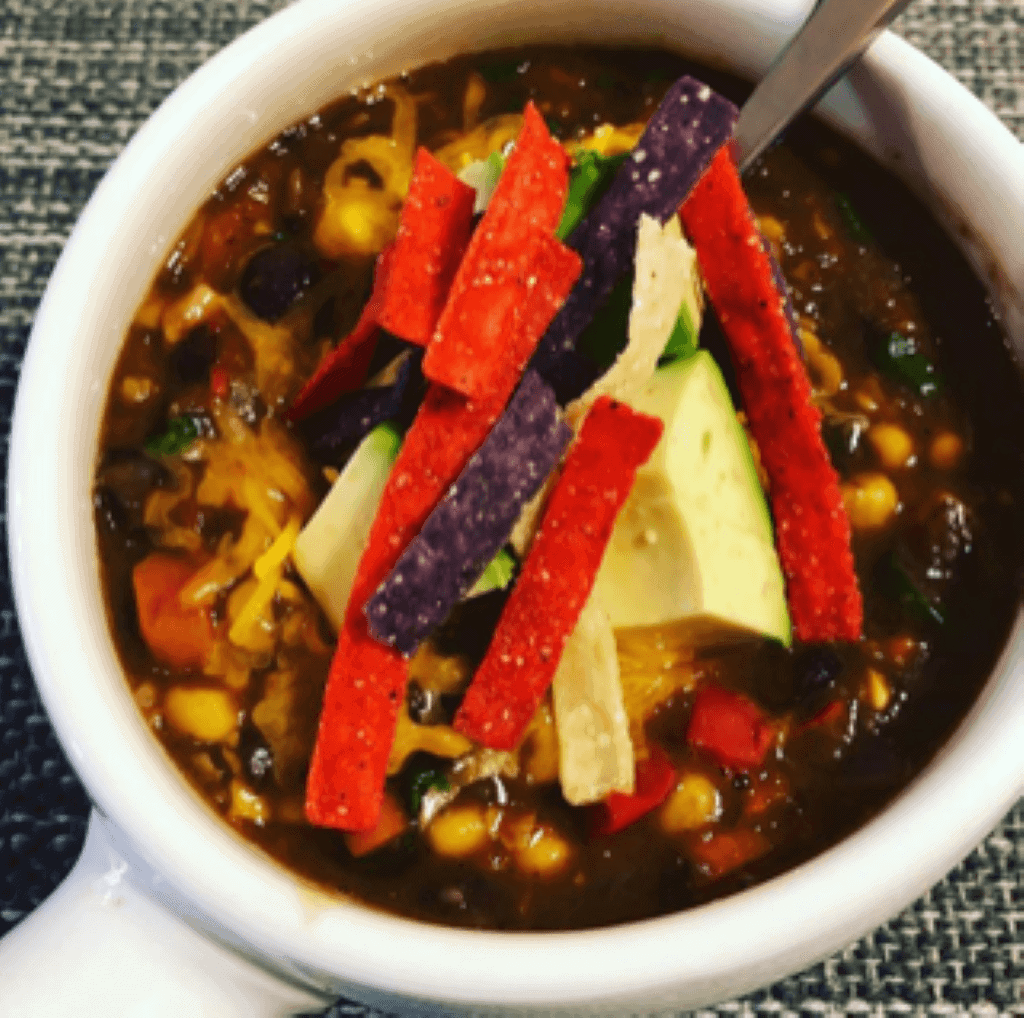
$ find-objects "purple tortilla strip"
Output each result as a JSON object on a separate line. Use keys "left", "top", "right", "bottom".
{"left": 364, "top": 370, "right": 571, "bottom": 657}
{"left": 301, "top": 351, "right": 425, "bottom": 463}
{"left": 532, "top": 76, "right": 737, "bottom": 379}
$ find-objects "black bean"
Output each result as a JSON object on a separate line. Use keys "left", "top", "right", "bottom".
{"left": 94, "top": 449, "right": 171, "bottom": 531}
{"left": 239, "top": 243, "right": 321, "bottom": 322}
{"left": 169, "top": 323, "right": 219, "bottom": 386}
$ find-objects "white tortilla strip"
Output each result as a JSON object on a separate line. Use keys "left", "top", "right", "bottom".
{"left": 552, "top": 588, "right": 635, "bottom": 805}
{"left": 565, "top": 213, "right": 702, "bottom": 430}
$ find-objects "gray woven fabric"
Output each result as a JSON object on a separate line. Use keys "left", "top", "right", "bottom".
{"left": 1, "top": 1, "right": 1022, "bottom": 1014}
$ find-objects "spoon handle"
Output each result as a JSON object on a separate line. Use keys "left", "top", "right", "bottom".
{"left": 735, "top": 0, "right": 916, "bottom": 172}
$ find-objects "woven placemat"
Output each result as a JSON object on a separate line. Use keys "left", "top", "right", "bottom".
{"left": 1, "top": 1, "right": 1022, "bottom": 1013}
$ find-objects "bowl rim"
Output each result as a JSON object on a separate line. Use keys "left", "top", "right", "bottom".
{"left": 8, "top": 0, "right": 1024, "bottom": 1008}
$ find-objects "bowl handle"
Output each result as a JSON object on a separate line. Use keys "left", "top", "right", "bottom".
{"left": 0, "top": 810, "right": 335, "bottom": 1017}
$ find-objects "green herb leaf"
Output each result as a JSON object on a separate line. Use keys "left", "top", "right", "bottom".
{"left": 557, "top": 149, "right": 628, "bottom": 241}
{"left": 145, "top": 415, "right": 200, "bottom": 456}
{"left": 869, "top": 329, "right": 943, "bottom": 398}
{"left": 835, "top": 193, "right": 872, "bottom": 245}
{"left": 876, "top": 552, "right": 945, "bottom": 627}
{"left": 468, "top": 547, "right": 517, "bottom": 598}
{"left": 408, "top": 766, "right": 451, "bottom": 816}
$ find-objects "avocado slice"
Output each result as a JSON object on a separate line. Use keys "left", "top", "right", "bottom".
{"left": 594, "top": 350, "right": 791, "bottom": 647}
{"left": 293, "top": 423, "right": 401, "bottom": 632}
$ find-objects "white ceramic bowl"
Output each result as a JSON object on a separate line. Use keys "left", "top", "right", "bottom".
{"left": 4, "top": 0, "right": 1024, "bottom": 1015}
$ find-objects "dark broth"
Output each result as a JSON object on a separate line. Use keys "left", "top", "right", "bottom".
{"left": 94, "top": 46, "right": 1024, "bottom": 930}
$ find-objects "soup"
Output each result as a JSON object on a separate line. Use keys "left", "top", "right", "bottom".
{"left": 93, "top": 46, "right": 1024, "bottom": 930}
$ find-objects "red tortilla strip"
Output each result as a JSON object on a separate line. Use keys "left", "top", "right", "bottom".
{"left": 679, "top": 147, "right": 863, "bottom": 642}
{"left": 287, "top": 244, "right": 394, "bottom": 422}
{"left": 305, "top": 383, "right": 507, "bottom": 830}
{"left": 376, "top": 149, "right": 476, "bottom": 345}
{"left": 479, "top": 101, "right": 571, "bottom": 239}
{"left": 305, "top": 622, "right": 407, "bottom": 831}
{"left": 454, "top": 397, "right": 663, "bottom": 750}
{"left": 423, "top": 103, "right": 574, "bottom": 399}
{"left": 424, "top": 231, "right": 582, "bottom": 399}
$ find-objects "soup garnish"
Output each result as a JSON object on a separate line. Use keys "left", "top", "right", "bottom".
{"left": 93, "top": 47, "right": 1022, "bottom": 930}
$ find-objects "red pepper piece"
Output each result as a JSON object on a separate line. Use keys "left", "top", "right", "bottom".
{"left": 287, "top": 244, "right": 394, "bottom": 422}
{"left": 679, "top": 146, "right": 863, "bottom": 642}
{"left": 423, "top": 103, "right": 576, "bottom": 400}
{"left": 376, "top": 148, "right": 476, "bottom": 346}
{"left": 305, "top": 383, "right": 509, "bottom": 831}
{"left": 209, "top": 365, "right": 230, "bottom": 400}
{"left": 591, "top": 748, "right": 677, "bottom": 836}
{"left": 454, "top": 397, "right": 663, "bottom": 750}
{"left": 686, "top": 686, "right": 775, "bottom": 770}
{"left": 799, "top": 699, "right": 847, "bottom": 734}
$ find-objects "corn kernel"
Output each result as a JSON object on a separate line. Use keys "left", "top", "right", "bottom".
{"left": 522, "top": 704, "right": 560, "bottom": 785}
{"left": 228, "top": 779, "right": 270, "bottom": 824}
{"left": 842, "top": 473, "right": 899, "bottom": 530}
{"left": 868, "top": 423, "right": 915, "bottom": 470}
{"left": 810, "top": 349, "right": 843, "bottom": 397}
{"left": 427, "top": 803, "right": 489, "bottom": 859}
{"left": 929, "top": 431, "right": 964, "bottom": 471}
{"left": 163, "top": 687, "right": 238, "bottom": 743}
{"left": 133, "top": 293, "right": 166, "bottom": 330}
{"left": 515, "top": 826, "right": 573, "bottom": 877}
{"left": 120, "top": 375, "right": 158, "bottom": 405}
{"left": 757, "top": 215, "right": 786, "bottom": 244}
{"left": 865, "top": 668, "right": 892, "bottom": 712}
{"left": 659, "top": 774, "right": 722, "bottom": 833}
{"left": 134, "top": 681, "right": 158, "bottom": 711}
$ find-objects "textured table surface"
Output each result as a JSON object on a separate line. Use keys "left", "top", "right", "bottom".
{"left": 1, "top": 0, "right": 1023, "bottom": 1014}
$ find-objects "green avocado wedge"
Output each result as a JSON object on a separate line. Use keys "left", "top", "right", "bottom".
{"left": 292, "top": 423, "right": 401, "bottom": 633}
{"left": 593, "top": 350, "right": 791, "bottom": 648}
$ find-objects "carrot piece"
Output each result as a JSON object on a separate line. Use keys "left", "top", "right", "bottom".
{"left": 423, "top": 103, "right": 576, "bottom": 399}
{"left": 376, "top": 148, "right": 476, "bottom": 346}
{"left": 344, "top": 791, "right": 409, "bottom": 857}
{"left": 287, "top": 244, "right": 394, "bottom": 422}
{"left": 454, "top": 397, "right": 663, "bottom": 750}
{"left": 679, "top": 147, "right": 863, "bottom": 642}
{"left": 132, "top": 553, "right": 215, "bottom": 669}
{"left": 686, "top": 686, "right": 775, "bottom": 770}
{"left": 591, "top": 747, "right": 676, "bottom": 836}
{"left": 689, "top": 828, "right": 770, "bottom": 879}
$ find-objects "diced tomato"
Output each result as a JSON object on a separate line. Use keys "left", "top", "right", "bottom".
{"left": 344, "top": 792, "right": 409, "bottom": 857}
{"left": 743, "top": 773, "right": 789, "bottom": 818}
{"left": 686, "top": 686, "right": 775, "bottom": 770}
{"left": 689, "top": 828, "right": 770, "bottom": 879}
{"left": 132, "top": 553, "right": 216, "bottom": 669}
{"left": 591, "top": 748, "right": 677, "bottom": 836}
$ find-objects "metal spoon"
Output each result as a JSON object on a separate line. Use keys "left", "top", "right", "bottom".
{"left": 736, "top": 0, "right": 916, "bottom": 172}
